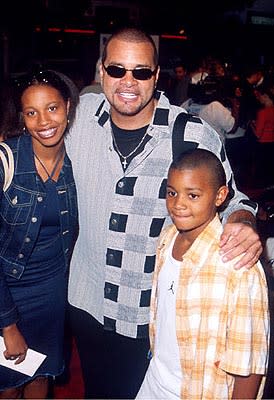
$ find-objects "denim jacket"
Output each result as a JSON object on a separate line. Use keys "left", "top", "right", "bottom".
{"left": 0, "top": 134, "right": 78, "bottom": 328}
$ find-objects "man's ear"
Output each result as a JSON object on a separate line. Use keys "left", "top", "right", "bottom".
{"left": 215, "top": 186, "right": 229, "bottom": 207}
{"left": 155, "top": 65, "right": 160, "bottom": 87}
{"left": 99, "top": 63, "right": 104, "bottom": 83}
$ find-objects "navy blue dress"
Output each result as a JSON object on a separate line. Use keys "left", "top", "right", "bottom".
{"left": 0, "top": 179, "right": 68, "bottom": 389}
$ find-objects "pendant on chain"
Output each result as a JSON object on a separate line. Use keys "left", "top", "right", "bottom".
{"left": 122, "top": 158, "right": 128, "bottom": 169}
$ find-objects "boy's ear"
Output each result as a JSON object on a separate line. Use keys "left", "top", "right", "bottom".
{"left": 215, "top": 186, "right": 229, "bottom": 207}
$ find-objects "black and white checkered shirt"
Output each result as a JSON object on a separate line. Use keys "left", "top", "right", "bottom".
{"left": 66, "top": 91, "right": 257, "bottom": 338}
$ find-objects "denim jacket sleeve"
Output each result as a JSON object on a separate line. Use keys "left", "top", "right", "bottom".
{"left": 0, "top": 139, "right": 21, "bottom": 328}
{"left": 0, "top": 261, "right": 19, "bottom": 328}
{"left": 0, "top": 155, "right": 19, "bottom": 327}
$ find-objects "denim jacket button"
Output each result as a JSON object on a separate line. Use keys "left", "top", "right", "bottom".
{"left": 37, "top": 196, "right": 43, "bottom": 202}
{"left": 12, "top": 268, "right": 18, "bottom": 275}
{"left": 25, "top": 237, "right": 31, "bottom": 243}
{"left": 11, "top": 196, "right": 18, "bottom": 205}
{"left": 18, "top": 253, "right": 24, "bottom": 259}
{"left": 31, "top": 217, "right": 37, "bottom": 223}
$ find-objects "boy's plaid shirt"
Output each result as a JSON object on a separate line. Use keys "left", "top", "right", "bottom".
{"left": 150, "top": 215, "right": 269, "bottom": 399}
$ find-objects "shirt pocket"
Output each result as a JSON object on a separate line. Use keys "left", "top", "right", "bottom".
{"left": 0, "top": 186, "right": 33, "bottom": 225}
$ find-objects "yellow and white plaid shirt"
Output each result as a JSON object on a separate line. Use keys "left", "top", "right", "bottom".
{"left": 150, "top": 215, "right": 270, "bottom": 399}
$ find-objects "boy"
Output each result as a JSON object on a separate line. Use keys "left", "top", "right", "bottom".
{"left": 137, "top": 149, "right": 269, "bottom": 399}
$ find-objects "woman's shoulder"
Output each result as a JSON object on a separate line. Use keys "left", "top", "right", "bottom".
{"left": 4, "top": 134, "right": 30, "bottom": 150}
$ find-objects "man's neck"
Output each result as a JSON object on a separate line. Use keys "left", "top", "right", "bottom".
{"left": 110, "top": 98, "right": 157, "bottom": 130}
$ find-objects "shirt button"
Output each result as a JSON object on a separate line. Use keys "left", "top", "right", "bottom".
{"left": 31, "top": 217, "right": 37, "bottom": 223}
{"left": 25, "top": 237, "right": 31, "bottom": 243}
{"left": 18, "top": 253, "right": 24, "bottom": 259}
{"left": 37, "top": 196, "right": 43, "bottom": 202}
{"left": 118, "top": 181, "right": 124, "bottom": 188}
{"left": 111, "top": 219, "right": 117, "bottom": 226}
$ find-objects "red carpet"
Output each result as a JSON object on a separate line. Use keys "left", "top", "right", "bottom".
{"left": 54, "top": 338, "right": 84, "bottom": 399}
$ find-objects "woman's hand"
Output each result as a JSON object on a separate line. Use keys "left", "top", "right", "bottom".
{"left": 3, "top": 323, "right": 28, "bottom": 364}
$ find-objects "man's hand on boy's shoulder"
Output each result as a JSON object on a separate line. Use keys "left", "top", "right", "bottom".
{"left": 219, "top": 211, "right": 262, "bottom": 270}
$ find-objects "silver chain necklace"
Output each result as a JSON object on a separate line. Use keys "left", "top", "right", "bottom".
{"left": 111, "top": 128, "right": 149, "bottom": 169}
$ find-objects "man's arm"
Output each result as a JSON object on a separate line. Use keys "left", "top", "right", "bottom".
{"left": 232, "top": 373, "right": 263, "bottom": 399}
{"left": 200, "top": 125, "right": 262, "bottom": 269}
{"left": 173, "top": 107, "right": 262, "bottom": 269}
{"left": 220, "top": 210, "right": 262, "bottom": 269}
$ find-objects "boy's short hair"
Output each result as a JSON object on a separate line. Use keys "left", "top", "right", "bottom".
{"left": 169, "top": 148, "right": 227, "bottom": 190}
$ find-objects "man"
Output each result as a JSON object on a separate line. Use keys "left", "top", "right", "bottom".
{"left": 66, "top": 27, "right": 261, "bottom": 399}
{"left": 166, "top": 61, "right": 190, "bottom": 105}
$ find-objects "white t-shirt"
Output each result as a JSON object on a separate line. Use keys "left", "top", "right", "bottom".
{"left": 136, "top": 235, "right": 182, "bottom": 399}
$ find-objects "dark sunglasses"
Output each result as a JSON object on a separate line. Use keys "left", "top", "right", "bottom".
{"left": 103, "top": 64, "right": 158, "bottom": 80}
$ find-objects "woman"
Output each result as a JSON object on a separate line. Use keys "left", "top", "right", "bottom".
{"left": 0, "top": 70, "right": 79, "bottom": 398}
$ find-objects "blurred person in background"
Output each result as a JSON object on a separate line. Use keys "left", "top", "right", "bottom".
{"left": 166, "top": 61, "right": 191, "bottom": 106}
{"left": 181, "top": 76, "right": 238, "bottom": 143}
{"left": 250, "top": 83, "right": 274, "bottom": 189}
{"left": 80, "top": 57, "right": 103, "bottom": 95}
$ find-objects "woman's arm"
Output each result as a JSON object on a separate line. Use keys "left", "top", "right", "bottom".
{"left": 2, "top": 323, "right": 28, "bottom": 364}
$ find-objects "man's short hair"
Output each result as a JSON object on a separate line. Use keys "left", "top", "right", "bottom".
{"left": 101, "top": 27, "right": 158, "bottom": 67}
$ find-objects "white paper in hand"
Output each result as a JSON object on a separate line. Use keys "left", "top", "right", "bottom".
{"left": 0, "top": 336, "right": 47, "bottom": 377}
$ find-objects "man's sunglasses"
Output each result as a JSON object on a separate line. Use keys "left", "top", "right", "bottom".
{"left": 103, "top": 64, "right": 158, "bottom": 80}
